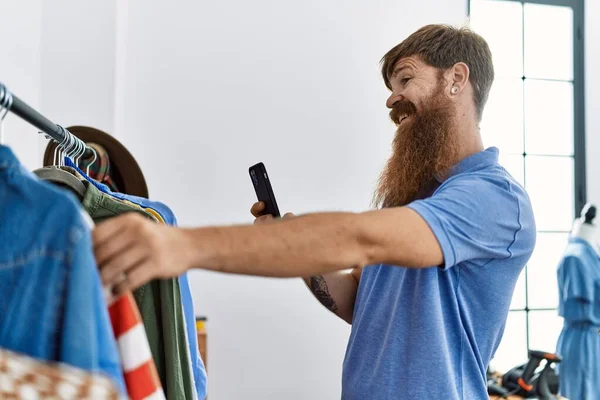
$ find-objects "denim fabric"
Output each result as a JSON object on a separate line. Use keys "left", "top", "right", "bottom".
{"left": 65, "top": 157, "right": 207, "bottom": 399}
{"left": 0, "top": 146, "right": 125, "bottom": 393}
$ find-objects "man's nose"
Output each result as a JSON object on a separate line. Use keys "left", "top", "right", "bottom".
{"left": 386, "top": 92, "right": 403, "bottom": 109}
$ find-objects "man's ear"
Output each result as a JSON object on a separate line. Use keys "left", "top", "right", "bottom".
{"left": 449, "top": 62, "right": 470, "bottom": 95}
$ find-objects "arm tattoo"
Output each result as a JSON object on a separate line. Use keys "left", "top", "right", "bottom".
{"left": 310, "top": 275, "right": 339, "bottom": 313}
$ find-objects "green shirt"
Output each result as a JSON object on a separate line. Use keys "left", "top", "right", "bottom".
{"left": 81, "top": 181, "right": 195, "bottom": 399}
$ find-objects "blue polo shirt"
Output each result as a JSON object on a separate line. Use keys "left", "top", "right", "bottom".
{"left": 342, "top": 147, "right": 536, "bottom": 399}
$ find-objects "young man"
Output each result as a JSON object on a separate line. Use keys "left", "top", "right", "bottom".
{"left": 94, "top": 24, "right": 536, "bottom": 399}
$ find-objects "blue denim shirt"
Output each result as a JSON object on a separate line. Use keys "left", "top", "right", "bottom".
{"left": 0, "top": 146, "right": 126, "bottom": 393}
{"left": 65, "top": 157, "right": 207, "bottom": 399}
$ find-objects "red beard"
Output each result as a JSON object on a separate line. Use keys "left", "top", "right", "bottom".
{"left": 373, "top": 84, "right": 460, "bottom": 208}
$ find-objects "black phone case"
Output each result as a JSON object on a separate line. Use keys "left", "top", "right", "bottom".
{"left": 249, "top": 162, "right": 281, "bottom": 218}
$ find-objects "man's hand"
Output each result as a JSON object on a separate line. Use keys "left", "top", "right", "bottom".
{"left": 251, "top": 201, "right": 295, "bottom": 223}
{"left": 93, "top": 213, "right": 192, "bottom": 293}
{"left": 250, "top": 202, "right": 360, "bottom": 323}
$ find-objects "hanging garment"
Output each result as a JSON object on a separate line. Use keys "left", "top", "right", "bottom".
{"left": 556, "top": 237, "right": 600, "bottom": 400}
{"left": 0, "top": 348, "right": 123, "bottom": 399}
{"left": 107, "top": 293, "right": 164, "bottom": 400}
{"left": 53, "top": 178, "right": 165, "bottom": 400}
{"left": 0, "top": 146, "right": 125, "bottom": 393}
{"left": 66, "top": 157, "right": 207, "bottom": 399}
{"left": 78, "top": 178, "right": 196, "bottom": 399}
{"left": 34, "top": 166, "right": 164, "bottom": 400}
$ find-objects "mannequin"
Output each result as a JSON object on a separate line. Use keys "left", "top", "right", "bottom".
{"left": 569, "top": 203, "right": 600, "bottom": 256}
{"left": 557, "top": 202, "right": 600, "bottom": 399}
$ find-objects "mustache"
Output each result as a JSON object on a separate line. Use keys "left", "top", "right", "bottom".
{"left": 389, "top": 100, "right": 418, "bottom": 125}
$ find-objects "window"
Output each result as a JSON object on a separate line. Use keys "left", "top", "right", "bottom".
{"left": 468, "top": 0, "right": 585, "bottom": 373}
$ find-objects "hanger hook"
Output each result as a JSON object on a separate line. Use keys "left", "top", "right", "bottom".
{"left": 0, "top": 86, "right": 5, "bottom": 146}
{"left": 0, "top": 84, "right": 13, "bottom": 145}
{"left": 58, "top": 127, "right": 68, "bottom": 167}
{"left": 65, "top": 128, "right": 77, "bottom": 164}
{"left": 76, "top": 137, "right": 86, "bottom": 166}
{"left": 77, "top": 137, "right": 87, "bottom": 166}
{"left": 53, "top": 126, "right": 67, "bottom": 166}
{"left": 53, "top": 134, "right": 64, "bottom": 166}
{"left": 53, "top": 141, "right": 59, "bottom": 166}
{"left": 72, "top": 135, "right": 81, "bottom": 166}
{"left": 54, "top": 127, "right": 65, "bottom": 166}
{"left": 74, "top": 137, "right": 83, "bottom": 166}
{"left": 71, "top": 133, "right": 81, "bottom": 164}
{"left": 86, "top": 146, "right": 97, "bottom": 176}
{"left": 57, "top": 125, "right": 72, "bottom": 167}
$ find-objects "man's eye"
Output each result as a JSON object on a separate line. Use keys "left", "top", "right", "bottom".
{"left": 401, "top": 77, "right": 411, "bottom": 85}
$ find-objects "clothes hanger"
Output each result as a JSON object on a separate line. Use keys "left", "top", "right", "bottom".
{"left": 33, "top": 126, "right": 87, "bottom": 201}
{"left": 0, "top": 83, "right": 13, "bottom": 145}
{"left": 84, "top": 146, "right": 98, "bottom": 176}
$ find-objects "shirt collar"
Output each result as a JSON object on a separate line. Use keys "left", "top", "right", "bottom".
{"left": 437, "top": 147, "right": 500, "bottom": 182}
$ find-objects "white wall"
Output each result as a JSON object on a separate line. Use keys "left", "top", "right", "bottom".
{"left": 0, "top": 0, "right": 43, "bottom": 170}
{"left": 115, "top": 1, "right": 467, "bottom": 399}
{"left": 2, "top": 1, "right": 467, "bottom": 399}
{"left": 586, "top": 0, "right": 600, "bottom": 205}
{"left": 0, "top": 0, "right": 117, "bottom": 168}
{"left": 39, "top": 0, "right": 117, "bottom": 134}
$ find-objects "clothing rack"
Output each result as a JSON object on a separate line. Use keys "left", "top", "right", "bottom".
{"left": 0, "top": 81, "right": 93, "bottom": 157}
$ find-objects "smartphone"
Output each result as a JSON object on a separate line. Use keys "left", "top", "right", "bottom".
{"left": 249, "top": 162, "right": 281, "bottom": 218}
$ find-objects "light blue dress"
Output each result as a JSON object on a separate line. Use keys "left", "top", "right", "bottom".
{"left": 556, "top": 237, "right": 600, "bottom": 400}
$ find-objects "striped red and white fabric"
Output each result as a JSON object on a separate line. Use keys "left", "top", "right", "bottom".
{"left": 107, "top": 293, "right": 165, "bottom": 400}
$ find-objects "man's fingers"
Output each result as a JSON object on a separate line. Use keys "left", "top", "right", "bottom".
{"left": 94, "top": 227, "right": 135, "bottom": 268}
{"left": 254, "top": 214, "right": 273, "bottom": 224}
{"left": 251, "top": 202, "right": 265, "bottom": 217}
{"left": 93, "top": 214, "right": 141, "bottom": 261}
{"left": 124, "top": 264, "right": 155, "bottom": 292}
{"left": 100, "top": 246, "right": 149, "bottom": 286}
{"left": 283, "top": 212, "right": 295, "bottom": 219}
{"left": 112, "top": 262, "right": 154, "bottom": 295}
{"left": 93, "top": 214, "right": 135, "bottom": 248}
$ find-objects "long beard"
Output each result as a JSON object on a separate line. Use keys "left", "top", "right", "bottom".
{"left": 373, "top": 87, "right": 459, "bottom": 208}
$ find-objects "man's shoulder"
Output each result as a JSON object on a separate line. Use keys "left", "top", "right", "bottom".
{"left": 437, "top": 163, "right": 526, "bottom": 202}
{"left": 453, "top": 164, "right": 537, "bottom": 255}
{"left": 430, "top": 163, "right": 536, "bottom": 249}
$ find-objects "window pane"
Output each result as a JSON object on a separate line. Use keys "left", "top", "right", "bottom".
{"left": 510, "top": 267, "right": 526, "bottom": 310}
{"left": 470, "top": 0, "right": 523, "bottom": 78}
{"left": 525, "top": 156, "right": 574, "bottom": 231}
{"left": 524, "top": 80, "right": 574, "bottom": 156}
{"left": 490, "top": 311, "right": 527, "bottom": 374}
{"left": 524, "top": 4, "right": 573, "bottom": 81}
{"left": 499, "top": 153, "right": 524, "bottom": 187}
{"left": 481, "top": 78, "right": 524, "bottom": 155}
{"left": 527, "top": 233, "right": 569, "bottom": 309}
{"left": 529, "top": 310, "right": 564, "bottom": 354}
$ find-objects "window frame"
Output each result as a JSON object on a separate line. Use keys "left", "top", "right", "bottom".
{"left": 467, "top": 0, "right": 586, "bottom": 360}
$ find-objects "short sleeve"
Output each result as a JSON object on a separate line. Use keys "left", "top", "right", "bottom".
{"left": 558, "top": 255, "right": 594, "bottom": 303}
{"left": 407, "top": 174, "right": 535, "bottom": 270}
